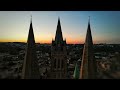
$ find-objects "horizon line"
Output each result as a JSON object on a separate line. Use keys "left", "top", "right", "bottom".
{"left": 0, "top": 41, "right": 120, "bottom": 44}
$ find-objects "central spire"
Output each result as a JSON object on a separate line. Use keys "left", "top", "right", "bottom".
{"left": 55, "top": 17, "right": 63, "bottom": 44}
{"left": 50, "top": 17, "right": 67, "bottom": 79}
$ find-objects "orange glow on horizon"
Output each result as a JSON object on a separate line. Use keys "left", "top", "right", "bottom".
{"left": 0, "top": 37, "right": 100, "bottom": 44}
{"left": 0, "top": 39, "right": 26, "bottom": 43}
{"left": 0, "top": 39, "right": 85, "bottom": 44}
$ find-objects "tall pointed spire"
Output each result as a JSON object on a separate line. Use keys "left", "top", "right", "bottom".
{"left": 27, "top": 15, "right": 34, "bottom": 44}
{"left": 30, "top": 15, "right": 32, "bottom": 23}
{"left": 55, "top": 17, "right": 63, "bottom": 44}
{"left": 80, "top": 17, "right": 96, "bottom": 79}
{"left": 50, "top": 17, "right": 67, "bottom": 79}
{"left": 21, "top": 17, "right": 40, "bottom": 79}
{"left": 88, "top": 16, "right": 90, "bottom": 23}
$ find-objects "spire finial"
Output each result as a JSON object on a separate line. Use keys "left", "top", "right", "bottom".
{"left": 88, "top": 16, "right": 91, "bottom": 24}
{"left": 58, "top": 16, "right": 61, "bottom": 22}
{"left": 58, "top": 16, "right": 60, "bottom": 25}
{"left": 30, "top": 15, "right": 32, "bottom": 23}
{"left": 58, "top": 16, "right": 60, "bottom": 20}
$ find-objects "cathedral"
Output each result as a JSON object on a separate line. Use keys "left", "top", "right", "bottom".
{"left": 21, "top": 17, "right": 96, "bottom": 79}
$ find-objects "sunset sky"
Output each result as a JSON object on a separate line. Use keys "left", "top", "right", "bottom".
{"left": 0, "top": 11, "right": 120, "bottom": 44}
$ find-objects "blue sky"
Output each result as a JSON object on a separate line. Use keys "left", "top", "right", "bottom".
{"left": 0, "top": 11, "right": 120, "bottom": 44}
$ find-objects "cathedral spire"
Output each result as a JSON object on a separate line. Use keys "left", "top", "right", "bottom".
{"left": 28, "top": 16, "right": 34, "bottom": 44}
{"left": 86, "top": 16, "right": 92, "bottom": 46}
{"left": 21, "top": 17, "right": 39, "bottom": 79}
{"left": 80, "top": 17, "right": 96, "bottom": 79}
{"left": 50, "top": 17, "right": 67, "bottom": 79}
{"left": 88, "top": 16, "right": 91, "bottom": 34}
{"left": 55, "top": 17, "right": 63, "bottom": 44}
{"left": 30, "top": 15, "right": 32, "bottom": 23}
{"left": 89, "top": 16, "right": 90, "bottom": 23}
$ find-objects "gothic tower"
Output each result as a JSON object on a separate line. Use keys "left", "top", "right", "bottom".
{"left": 80, "top": 17, "right": 96, "bottom": 79}
{"left": 21, "top": 17, "right": 40, "bottom": 79}
{"left": 50, "top": 18, "right": 67, "bottom": 79}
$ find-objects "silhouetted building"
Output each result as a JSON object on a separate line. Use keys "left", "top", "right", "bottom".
{"left": 80, "top": 18, "right": 96, "bottom": 79}
{"left": 50, "top": 18, "right": 67, "bottom": 79}
{"left": 21, "top": 17, "right": 40, "bottom": 79}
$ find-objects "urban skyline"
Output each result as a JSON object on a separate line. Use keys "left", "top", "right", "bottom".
{"left": 0, "top": 11, "right": 120, "bottom": 44}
